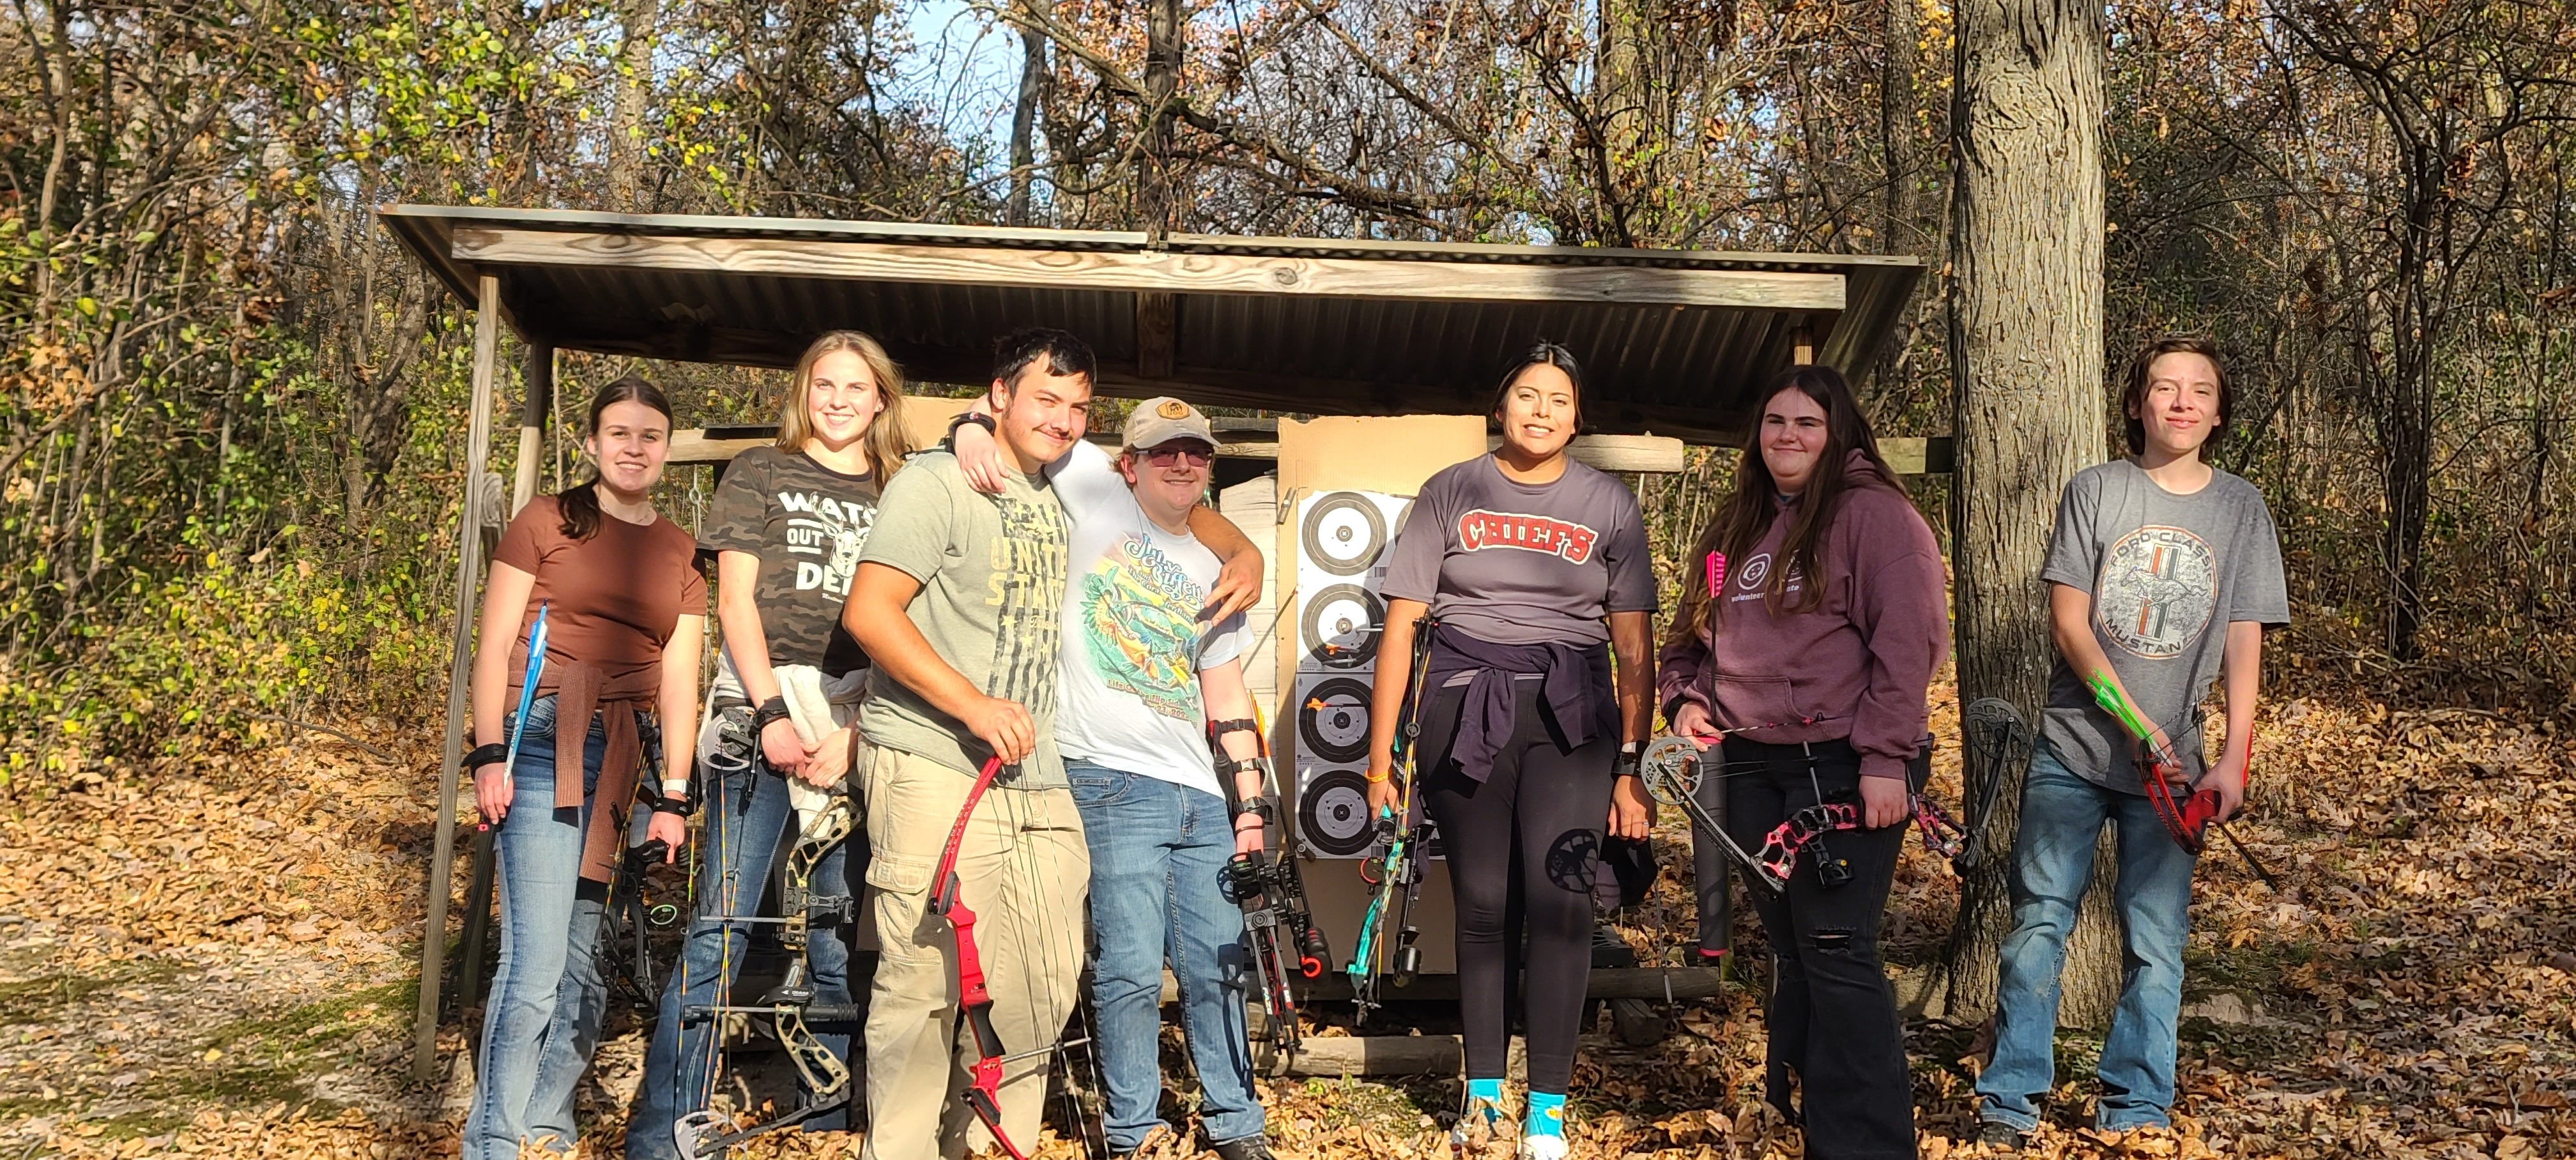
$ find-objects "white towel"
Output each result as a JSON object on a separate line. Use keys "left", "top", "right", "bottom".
{"left": 706, "top": 652, "right": 868, "bottom": 837}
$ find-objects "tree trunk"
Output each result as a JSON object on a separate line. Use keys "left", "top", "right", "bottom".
{"left": 1939, "top": 0, "right": 2122, "bottom": 1029}
{"left": 608, "top": 0, "right": 658, "bottom": 212}
{"left": 1138, "top": 0, "right": 1180, "bottom": 242}
{"left": 1872, "top": 0, "right": 1924, "bottom": 407}
{"left": 1008, "top": 11, "right": 1046, "bottom": 227}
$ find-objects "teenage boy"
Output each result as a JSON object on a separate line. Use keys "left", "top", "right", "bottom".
{"left": 839, "top": 328, "right": 1094, "bottom": 1160}
{"left": 957, "top": 398, "right": 1275, "bottom": 1159}
{"left": 1975, "top": 336, "right": 2290, "bottom": 1146}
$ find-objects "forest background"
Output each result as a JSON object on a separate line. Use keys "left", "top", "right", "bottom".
{"left": 8, "top": 0, "right": 2575, "bottom": 783}
{"left": 3, "top": 0, "right": 2575, "bottom": 1156}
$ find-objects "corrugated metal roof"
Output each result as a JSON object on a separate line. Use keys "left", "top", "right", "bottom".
{"left": 380, "top": 204, "right": 1921, "bottom": 443}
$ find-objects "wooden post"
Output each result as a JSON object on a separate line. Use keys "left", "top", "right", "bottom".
{"left": 414, "top": 273, "right": 504, "bottom": 1082}
{"left": 456, "top": 341, "right": 552, "bottom": 1012}
{"left": 1792, "top": 325, "right": 1815, "bottom": 366}
{"left": 510, "top": 342, "right": 553, "bottom": 516}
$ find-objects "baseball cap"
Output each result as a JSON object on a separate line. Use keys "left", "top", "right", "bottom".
{"left": 1121, "top": 397, "right": 1224, "bottom": 453}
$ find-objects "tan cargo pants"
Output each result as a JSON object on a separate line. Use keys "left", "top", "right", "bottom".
{"left": 859, "top": 746, "right": 1089, "bottom": 1160}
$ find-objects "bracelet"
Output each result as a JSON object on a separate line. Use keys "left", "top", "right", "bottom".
{"left": 464, "top": 742, "right": 509, "bottom": 772}
{"left": 1363, "top": 768, "right": 1392, "bottom": 784}
{"left": 948, "top": 410, "right": 997, "bottom": 438}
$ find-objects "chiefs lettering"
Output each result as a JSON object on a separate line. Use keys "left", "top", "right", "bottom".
{"left": 1456, "top": 509, "right": 1600, "bottom": 563}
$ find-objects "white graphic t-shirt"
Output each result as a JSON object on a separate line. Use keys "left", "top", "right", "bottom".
{"left": 1051, "top": 442, "right": 1247, "bottom": 798}
{"left": 2040, "top": 459, "right": 2289, "bottom": 792}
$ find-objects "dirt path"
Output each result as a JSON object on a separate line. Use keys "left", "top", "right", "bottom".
{"left": 1, "top": 676, "right": 2570, "bottom": 1158}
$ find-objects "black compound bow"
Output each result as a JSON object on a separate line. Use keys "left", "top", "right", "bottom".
{"left": 1212, "top": 717, "right": 1328, "bottom": 1062}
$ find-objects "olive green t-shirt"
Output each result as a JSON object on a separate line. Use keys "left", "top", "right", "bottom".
{"left": 855, "top": 450, "right": 1071, "bottom": 785}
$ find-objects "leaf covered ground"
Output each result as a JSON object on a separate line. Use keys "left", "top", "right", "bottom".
{"left": 2, "top": 664, "right": 2572, "bottom": 1159}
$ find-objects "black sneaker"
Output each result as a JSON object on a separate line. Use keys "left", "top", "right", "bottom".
{"left": 1977, "top": 1122, "right": 2027, "bottom": 1152}
{"left": 1211, "top": 1136, "right": 1275, "bottom": 1160}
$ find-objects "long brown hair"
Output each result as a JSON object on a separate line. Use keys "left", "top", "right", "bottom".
{"left": 775, "top": 330, "right": 916, "bottom": 478}
{"left": 1666, "top": 365, "right": 1897, "bottom": 645}
{"left": 559, "top": 376, "right": 675, "bottom": 540}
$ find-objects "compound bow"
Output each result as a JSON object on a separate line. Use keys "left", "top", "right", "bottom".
{"left": 1214, "top": 715, "right": 1328, "bottom": 1061}
{"left": 673, "top": 790, "right": 861, "bottom": 1157}
{"left": 1347, "top": 614, "right": 1436, "bottom": 1022}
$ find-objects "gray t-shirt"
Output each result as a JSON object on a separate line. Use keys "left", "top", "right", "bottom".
{"left": 856, "top": 450, "right": 1071, "bottom": 786}
{"left": 2040, "top": 459, "right": 2288, "bottom": 793}
{"left": 1381, "top": 454, "right": 1658, "bottom": 646}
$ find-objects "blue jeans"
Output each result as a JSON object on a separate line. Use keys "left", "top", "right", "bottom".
{"left": 464, "top": 695, "right": 612, "bottom": 1160}
{"left": 1976, "top": 742, "right": 2198, "bottom": 1132}
{"left": 628, "top": 706, "right": 855, "bottom": 1159}
{"left": 1066, "top": 761, "right": 1264, "bottom": 1149}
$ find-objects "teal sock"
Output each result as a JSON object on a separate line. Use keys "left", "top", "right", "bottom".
{"left": 1466, "top": 1078, "right": 1505, "bottom": 1109}
{"left": 1526, "top": 1092, "right": 1567, "bottom": 1138}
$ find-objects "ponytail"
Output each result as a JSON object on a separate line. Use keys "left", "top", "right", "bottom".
{"left": 558, "top": 376, "right": 675, "bottom": 541}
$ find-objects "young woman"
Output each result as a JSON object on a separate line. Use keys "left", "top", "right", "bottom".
{"left": 1655, "top": 365, "right": 1947, "bottom": 1160}
{"left": 629, "top": 332, "right": 914, "bottom": 1159}
{"left": 464, "top": 377, "right": 705, "bottom": 1160}
{"left": 1364, "top": 343, "right": 1658, "bottom": 1160}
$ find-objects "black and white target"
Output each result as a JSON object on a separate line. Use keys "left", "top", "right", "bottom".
{"left": 1297, "top": 678, "right": 1372, "bottom": 764}
{"left": 1301, "top": 584, "right": 1384, "bottom": 670}
{"left": 1297, "top": 768, "right": 1375, "bottom": 858}
{"left": 1301, "top": 492, "right": 1389, "bottom": 576}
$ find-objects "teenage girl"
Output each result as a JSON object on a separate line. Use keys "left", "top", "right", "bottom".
{"left": 1657, "top": 365, "right": 1947, "bottom": 1159}
{"left": 628, "top": 332, "right": 915, "bottom": 1157}
{"left": 1363, "top": 343, "right": 1658, "bottom": 1160}
{"left": 464, "top": 377, "right": 705, "bottom": 1160}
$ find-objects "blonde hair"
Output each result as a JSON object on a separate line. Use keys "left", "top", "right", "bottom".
{"left": 776, "top": 331, "right": 916, "bottom": 477}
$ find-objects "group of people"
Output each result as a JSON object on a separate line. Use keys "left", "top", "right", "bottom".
{"left": 456, "top": 323, "right": 2285, "bottom": 1160}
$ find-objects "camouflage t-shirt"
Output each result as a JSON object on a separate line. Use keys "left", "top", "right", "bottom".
{"left": 856, "top": 450, "right": 1071, "bottom": 785}
{"left": 698, "top": 446, "right": 880, "bottom": 677}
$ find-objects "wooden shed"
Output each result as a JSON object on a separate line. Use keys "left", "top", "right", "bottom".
{"left": 378, "top": 204, "right": 1930, "bottom": 1080}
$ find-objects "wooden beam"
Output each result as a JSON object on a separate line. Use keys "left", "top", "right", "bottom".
{"left": 1880, "top": 436, "right": 1956, "bottom": 475}
{"left": 1792, "top": 324, "right": 1815, "bottom": 365}
{"left": 509, "top": 342, "right": 553, "bottom": 517}
{"left": 417, "top": 274, "right": 503, "bottom": 1082}
{"left": 671, "top": 422, "right": 1690, "bottom": 474}
{"left": 451, "top": 227, "right": 1848, "bottom": 311}
{"left": 1136, "top": 291, "right": 1176, "bottom": 379}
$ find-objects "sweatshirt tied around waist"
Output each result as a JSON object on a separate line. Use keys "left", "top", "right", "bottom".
{"left": 1421, "top": 621, "right": 1616, "bottom": 784}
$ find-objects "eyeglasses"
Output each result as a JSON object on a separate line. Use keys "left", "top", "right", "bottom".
{"left": 1141, "top": 445, "right": 1215, "bottom": 468}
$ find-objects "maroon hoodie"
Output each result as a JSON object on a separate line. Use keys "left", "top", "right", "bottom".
{"left": 1655, "top": 451, "right": 1949, "bottom": 781}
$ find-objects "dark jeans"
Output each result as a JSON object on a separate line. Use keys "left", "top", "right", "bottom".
{"left": 1418, "top": 678, "right": 1616, "bottom": 1095}
{"left": 1722, "top": 737, "right": 1916, "bottom": 1160}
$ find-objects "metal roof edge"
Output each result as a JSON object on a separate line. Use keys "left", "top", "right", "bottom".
{"left": 376, "top": 204, "right": 1927, "bottom": 273}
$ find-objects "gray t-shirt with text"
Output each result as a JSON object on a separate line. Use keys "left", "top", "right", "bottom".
{"left": 857, "top": 450, "right": 1071, "bottom": 786}
{"left": 1381, "top": 454, "right": 1658, "bottom": 647}
{"left": 2040, "top": 459, "right": 2288, "bottom": 793}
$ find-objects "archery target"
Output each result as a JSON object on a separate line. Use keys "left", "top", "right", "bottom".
{"left": 1296, "top": 768, "right": 1376, "bottom": 858}
{"left": 1301, "top": 584, "right": 1384, "bottom": 671}
{"left": 1300, "top": 491, "right": 1390, "bottom": 576}
{"left": 1296, "top": 676, "right": 1372, "bottom": 764}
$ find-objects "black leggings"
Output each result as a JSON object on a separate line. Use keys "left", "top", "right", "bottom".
{"left": 1418, "top": 678, "right": 1616, "bottom": 1094}
{"left": 1721, "top": 737, "right": 1917, "bottom": 1160}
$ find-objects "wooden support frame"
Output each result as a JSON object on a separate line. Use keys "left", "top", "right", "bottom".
{"left": 449, "top": 227, "right": 1848, "bottom": 311}
{"left": 415, "top": 275, "right": 504, "bottom": 1081}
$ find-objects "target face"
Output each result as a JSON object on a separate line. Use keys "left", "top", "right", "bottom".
{"left": 1301, "top": 584, "right": 1384, "bottom": 670}
{"left": 1298, "top": 769, "right": 1375, "bottom": 857}
{"left": 1297, "top": 678, "right": 1372, "bottom": 764}
{"left": 1301, "top": 492, "right": 1389, "bottom": 576}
